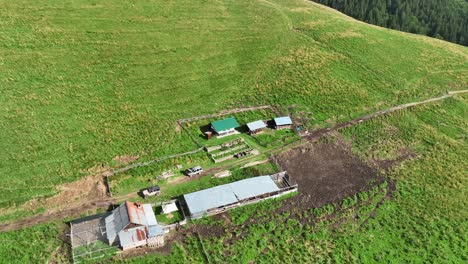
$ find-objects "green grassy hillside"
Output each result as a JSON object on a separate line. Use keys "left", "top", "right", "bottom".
{"left": 1, "top": 96, "right": 465, "bottom": 263}
{"left": 0, "top": 0, "right": 466, "bottom": 210}
{"left": 0, "top": 0, "right": 467, "bottom": 262}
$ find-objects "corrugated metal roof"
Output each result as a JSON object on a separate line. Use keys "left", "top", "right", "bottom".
{"left": 126, "top": 201, "right": 149, "bottom": 226}
{"left": 229, "top": 176, "right": 280, "bottom": 200}
{"left": 274, "top": 116, "right": 292, "bottom": 126}
{"left": 211, "top": 117, "right": 240, "bottom": 133}
{"left": 184, "top": 176, "right": 280, "bottom": 217}
{"left": 246, "top": 120, "right": 266, "bottom": 131}
{"left": 105, "top": 202, "right": 130, "bottom": 244}
{"left": 118, "top": 226, "right": 147, "bottom": 249}
{"left": 142, "top": 204, "right": 158, "bottom": 226}
{"left": 105, "top": 202, "right": 159, "bottom": 245}
{"left": 148, "top": 225, "right": 165, "bottom": 237}
{"left": 184, "top": 185, "right": 238, "bottom": 216}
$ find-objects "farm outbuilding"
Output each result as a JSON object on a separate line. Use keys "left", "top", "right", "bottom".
{"left": 162, "top": 201, "right": 178, "bottom": 214}
{"left": 183, "top": 173, "right": 297, "bottom": 219}
{"left": 273, "top": 116, "right": 293, "bottom": 129}
{"left": 211, "top": 117, "right": 240, "bottom": 137}
{"left": 246, "top": 120, "right": 267, "bottom": 134}
{"left": 105, "top": 201, "right": 165, "bottom": 250}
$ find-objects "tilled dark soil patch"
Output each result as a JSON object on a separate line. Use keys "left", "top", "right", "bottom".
{"left": 275, "top": 141, "right": 384, "bottom": 212}
{"left": 116, "top": 142, "right": 389, "bottom": 260}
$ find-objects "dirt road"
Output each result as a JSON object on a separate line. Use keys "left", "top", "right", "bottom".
{"left": 0, "top": 192, "right": 136, "bottom": 233}
{"left": 304, "top": 90, "right": 468, "bottom": 141}
{"left": 0, "top": 90, "right": 465, "bottom": 233}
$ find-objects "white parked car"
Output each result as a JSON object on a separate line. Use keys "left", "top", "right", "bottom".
{"left": 142, "top": 185, "right": 160, "bottom": 198}
{"left": 185, "top": 166, "right": 203, "bottom": 177}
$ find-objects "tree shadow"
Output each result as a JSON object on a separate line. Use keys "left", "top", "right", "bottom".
{"left": 198, "top": 124, "right": 212, "bottom": 139}
{"left": 266, "top": 119, "right": 275, "bottom": 129}
{"left": 236, "top": 125, "right": 249, "bottom": 133}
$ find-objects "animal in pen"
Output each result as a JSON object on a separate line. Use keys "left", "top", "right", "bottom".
{"left": 234, "top": 148, "right": 253, "bottom": 158}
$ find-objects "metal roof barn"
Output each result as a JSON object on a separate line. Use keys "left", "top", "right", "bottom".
{"left": 118, "top": 226, "right": 148, "bottom": 250}
{"left": 211, "top": 117, "right": 240, "bottom": 133}
{"left": 274, "top": 116, "right": 292, "bottom": 126}
{"left": 148, "top": 225, "right": 165, "bottom": 237}
{"left": 246, "top": 120, "right": 267, "bottom": 131}
{"left": 184, "top": 176, "right": 280, "bottom": 219}
{"left": 105, "top": 202, "right": 130, "bottom": 245}
{"left": 105, "top": 201, "right": 161, "bottom": 247}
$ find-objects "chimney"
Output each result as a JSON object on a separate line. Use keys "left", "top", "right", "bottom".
{"left": 205, "top": 131, "right": 212, "bottom": 140}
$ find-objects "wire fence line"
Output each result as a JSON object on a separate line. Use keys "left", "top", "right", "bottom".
{"left": 105, "top": 90, "right": 468, "bottom": 187}
{"left": 304, "top": 89, "right": 468, "bottom": 140}
{"left": 196, "top": 232, "right": 212, "bottom": 264}
{"left": 176, "top": 105, "right": 273, "bottom": 124}
{"left": 107, "top": 147, "right": 205, "bottom": 178}
{"left": 107, "top": 105, "right": 275, "bottom": 178}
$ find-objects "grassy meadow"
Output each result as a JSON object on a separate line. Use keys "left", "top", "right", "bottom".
{"left": 0, "top": 0, "right": 466, "bottom": 210}
{"left": 116, "top": 95, "right": 467, "bottom": 263}
{"left": 1, "top": 97, "right": 465, "bottom": 263}
{"left": 0, "top": 0, "right": 466, "bottom": 262}
{"left": 0, "top": 222, "right": 68, "bottom": 264}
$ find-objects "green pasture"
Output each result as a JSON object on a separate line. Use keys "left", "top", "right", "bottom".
{"left": 0, "top": 0, "right": 466, "bottom": 211}
{"left": 119, "top": 95, "right": 467, "bottom": 263}
{"left": 0, "top": 0, "right": 466, "bottom": 262}
{"left": 0, "top": 97, "right": 465, "bottom": 262}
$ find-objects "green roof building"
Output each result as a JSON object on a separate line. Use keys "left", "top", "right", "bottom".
{"left": 211, "top": 117, "right": 240, "bottom": 136}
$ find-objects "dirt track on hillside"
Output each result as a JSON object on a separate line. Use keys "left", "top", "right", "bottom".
{"left": 303, "top": 90, "right": 468, "bottom": 142}
{"left": 0, "top": 192, "right": 137, "bottom": 233}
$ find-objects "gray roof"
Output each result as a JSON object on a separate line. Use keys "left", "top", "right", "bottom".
{"left": 184, "top": 185, "right": 238, "bottom": 216}
{"left": 229, "top": 176, "right": 279, "bottom": 200}
{"left": 148, "top": 225, "right": 165, "bottom": 237}
{"left": 142, "top": 204, "right": 158, "bottom": 226}
{"left": 246, "top": 120, "right": 267, "bottom": 131}
{"left": 105, "top": 203, "right": 130, "bottom": 244}
{"left": 118, "top": 226, "right": 147, "bottom": 249}
{"left": 274, "top": 116, "right": 292, "bottom": 126}
{"left": 105, "top": 202, "right": 159, "bottom": 245}
{"left": 184, "top": 176, "right": 280, "bottom": 217}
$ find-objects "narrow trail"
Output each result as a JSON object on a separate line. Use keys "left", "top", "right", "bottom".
{"left": 304, "top": 90, "right": 468, "bottom": 141}
{"left": 0, "top": 90, "right": 466, "bottom": 233}
{"left": 0, "top": 192, "right": 137, "bottom": 233}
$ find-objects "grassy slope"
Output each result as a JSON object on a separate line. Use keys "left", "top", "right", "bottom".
{"left": 120, "top": 96, "right": 467, "bottom": 264}
{"left": 0, "top": 0, "right": 466, "bottom": 208}
{"left": 2, "top": 95, "right": 465, "bottom": 263}
{"left": 335, "top": 96, "right": 467, "bottom": 263}
{"left": 0, "top": 222, "right": 67, "bottom": 264}
{"left": 0, "top": 0, "right": 466, "bottom": 262}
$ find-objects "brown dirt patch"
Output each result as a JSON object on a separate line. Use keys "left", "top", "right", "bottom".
{"left": 113, "top": 155, "right": 139, "bottom": 165}
{"left": 276, "top": 141, "right": 382, "bottom": 210}
{"left": 116, "top": 142, "right": 391, "bottom": 261}
{"left": 23, "top": 165, "right": 108, "bottom": 212}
